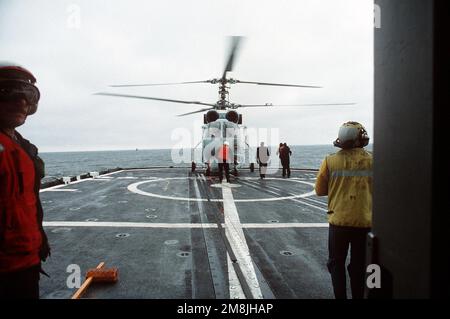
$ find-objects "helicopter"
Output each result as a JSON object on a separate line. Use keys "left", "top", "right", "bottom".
{"left": 95, "top": 36, "right": 354, "bottom": 176}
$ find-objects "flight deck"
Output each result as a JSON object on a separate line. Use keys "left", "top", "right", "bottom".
{"left": 38, "top": 168, "right": 333, "bottom": 299}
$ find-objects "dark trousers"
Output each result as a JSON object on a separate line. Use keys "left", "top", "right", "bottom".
{"left": 218, "top": 162, "right": 230, "bottom": 182}
{"left": 327, "top": 224, "right": 370, "bottom": 299}
{"left": 259, "top": 163, "right": 268, "bottom": 178}
{"left": 0, "top": 264, "right": 40, "bottom": 299}
{"left": 281, "top": 159, "right": 290, "bottom": 177}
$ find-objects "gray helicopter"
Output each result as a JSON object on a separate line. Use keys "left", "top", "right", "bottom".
{"left": 96, "top": 36, "right": 354, "bottom": 176}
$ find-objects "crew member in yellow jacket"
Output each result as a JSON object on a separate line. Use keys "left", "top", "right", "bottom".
{"left": 315, "top": 121, "right": 373, "bottom": 299}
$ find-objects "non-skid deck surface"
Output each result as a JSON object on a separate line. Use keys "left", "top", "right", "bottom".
{"left": 39, "top": 168, "right": 333, "bottom": 299}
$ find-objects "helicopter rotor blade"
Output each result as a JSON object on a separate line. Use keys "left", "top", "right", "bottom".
{"left": 109, "top": 80, "right": 212, "bottom": 88}
{"left": 177, "top": 107, "right": 215, "bottom": 117}
{"left": 235, "top": 80, "right": 322, "bottom": 88}
{"left": 94, "top": 92, "right": 216, "bottom": 107}
{"left": 222, "top": 36, "right": 243, "bottom": 79}
{"left": 236, "top": 103, "right": 356, "bottom": 108}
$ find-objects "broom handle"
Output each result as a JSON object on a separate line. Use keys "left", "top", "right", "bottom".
{"left": 71, "top": 262, "right": 105, "bottom": 299}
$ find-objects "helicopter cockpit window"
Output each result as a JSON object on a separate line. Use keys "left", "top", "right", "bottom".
{"left": 223, "top": 122, "right": 239, "bottom": 138}
{"left": 206, "top": 122, "right": 221, "bottom": 139}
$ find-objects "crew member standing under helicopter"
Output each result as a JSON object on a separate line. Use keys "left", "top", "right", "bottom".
{"left": 217, "top": 141, "right": 231, "bottom": 183}
{"left": 0, "top": 62, "right": 51, "bottom": 299}
{"left": 315, "top": 121, "right": 372, "bottom": 299}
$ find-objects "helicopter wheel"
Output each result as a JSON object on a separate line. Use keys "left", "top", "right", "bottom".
{"left": 233, "top": 168, "right": 238, "bottom": 176}
{"left": 191, "top": 162, "right": 196, "bottom": 173}
{"left": 250, "top": 163, "right": 255, "bottom": 173}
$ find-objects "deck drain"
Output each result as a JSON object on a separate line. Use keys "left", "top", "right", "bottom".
{"left": 268, "top": 220, "right": 279, "bottom": 223}
{"left": 146, "top": 215, "right": 158, "bottom": 219}
{"left": 164, "top": 239, "right": 179, "bottom": 245}
{"left": 177, "top": 251, "right": 190, "bottom": 258}
{"left": 69, "top": 207, "right": 80, "bottom": 211}
{"left": 116, "top": 233, "right": 130, "bottom": 238}
{"left": 280, "top": 250, "right": 294, "bottom": 256}
{"left": 85, "top": 218, "right": 98, "bottom": 222}
{"left": 51, "top": 228, "right": 72, "bottom": 233}
{"left": 118, "top": 200, "right": 128, "bottom": 204}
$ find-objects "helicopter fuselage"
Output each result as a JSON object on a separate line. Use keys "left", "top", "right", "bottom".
{"left": 201, "top": 114, "right": 247, "bottom": 174}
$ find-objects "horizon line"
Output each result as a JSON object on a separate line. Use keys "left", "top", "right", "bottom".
{"left": 39, "top": 144, "right": 373, "bottom": 154}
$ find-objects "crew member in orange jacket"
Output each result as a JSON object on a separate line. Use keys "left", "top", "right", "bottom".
{"left": 0, "top": 62, "right": 51, "bottom": 299}
{"left": 217, "top": 141, "right": 231, "bottom": 183}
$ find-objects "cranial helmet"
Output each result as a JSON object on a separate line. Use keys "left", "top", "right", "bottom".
{"left": 333, "top": 121, "right": 369, "bottom": 149}
{"left": 0, "top": 61, "right": 40, "bottom": 115}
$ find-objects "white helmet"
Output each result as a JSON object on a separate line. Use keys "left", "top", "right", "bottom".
{"left": 333, "top": 121, "right": 369, "bottom": 149}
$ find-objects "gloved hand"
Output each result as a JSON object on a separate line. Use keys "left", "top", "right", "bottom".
{"left": 39, "top": 231, "right": 51, "bottom": 262}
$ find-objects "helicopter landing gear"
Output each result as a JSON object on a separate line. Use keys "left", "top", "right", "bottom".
{"left": 250, "top": 163, "right": 255, "bottom": 173}
{"left": 205, "top": 163, "right": 211, "bottom": 176}
{"left": 233, "top": 168, "right": 238, "bottom": 176}
{"left": 191, "top": 162, "right": 196, "bottom": 173}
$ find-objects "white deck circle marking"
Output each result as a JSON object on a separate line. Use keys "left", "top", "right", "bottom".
{"left": 127, "top": 177, "right": 315, "bottom": 202}
{"left": 211, "top": 183, "right": 242, "bottom": 188}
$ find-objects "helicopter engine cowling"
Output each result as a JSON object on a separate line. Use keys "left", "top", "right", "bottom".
{"left": 226, "top": 110, "right": 239, "bottom": 124}
{"left": 204, "top": 110, "right": 220, "bottom": 123}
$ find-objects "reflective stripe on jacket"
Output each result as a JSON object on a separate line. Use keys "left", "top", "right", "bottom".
{"left": 315, "top": 148, "right": 373, "bottom": 228}
{"left": 0, "top": 132, "right": 42, "bottom": 272}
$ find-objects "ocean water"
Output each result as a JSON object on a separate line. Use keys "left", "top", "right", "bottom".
{"left": 39, "top": 144, "right": 373, "bottom": 182}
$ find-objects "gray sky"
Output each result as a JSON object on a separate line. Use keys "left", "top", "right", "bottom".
{"left": 0, "top": 0, "right": 374, "bottom": 152}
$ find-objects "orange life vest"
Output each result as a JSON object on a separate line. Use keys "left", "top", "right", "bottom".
{"left": 217, "top": 145, "right": 231, "bottom": 163}
{"left": 0, "top": 132, "right": 42, "bottom": 272}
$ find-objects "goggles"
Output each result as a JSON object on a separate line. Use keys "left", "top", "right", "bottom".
{"left": 0, "top": 80, "right": 40, "bottom": 106}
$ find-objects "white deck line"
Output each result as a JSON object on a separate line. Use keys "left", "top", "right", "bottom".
{"left": 41, "top": 189, "right": 79, "bottom": 192}
{"left": 193, "top": 177, "right": 245, "bottom": 299}
{"left": 227, "top": 253, "right": 246, "bottom": 299}
{"left": 43, "top": 221, "right": 328, "bottom": 228}
{"left": 301, "top": 197, "right": 328, "bottom": 206}
{"left": 244, "top": 223, "right": 328, "bottom": 228}
{"left": 292, "top": 198, "right": 328, "bottom": 212}
{"left": 127, "top": 177, "right": 316, "bottom": 202}
{"left": 194, "top": 175, "right": 239, "bottom": 299}
{"left": 263, "top": 183, "right": 328, "bottom": 208}
{"left": 244, "top": 179, "right": 328, "bottom": 212}
{"left": 40, "top": 170, "right": 125, "bottom": 192}
{"left": 221, "top": 183, "right": 263, "bottom": 299}
{"left": 98, "top": 170, "right": 125, "bottom": 177}
{"left": 43, "top": 221, "right": 218, "bottom": 228}
{"left": 40, "top": 179, "right": 92, "bottom": 192}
